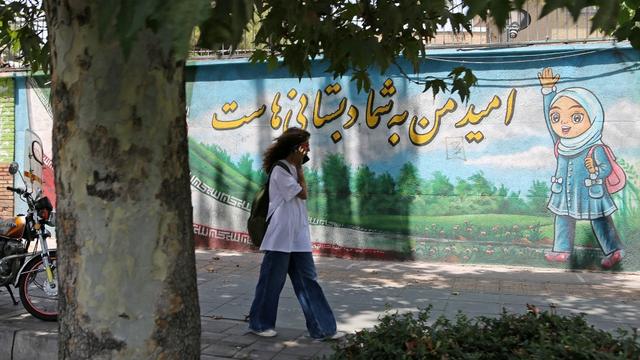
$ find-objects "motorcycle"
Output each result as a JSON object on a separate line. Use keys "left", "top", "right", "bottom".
{"left": 0, "top": 161, "right": 57, "bottom": 321}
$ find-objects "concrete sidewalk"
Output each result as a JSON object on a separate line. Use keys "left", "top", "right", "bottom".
{"left": 1, "top": 249, "right": 640, "bottom": 359}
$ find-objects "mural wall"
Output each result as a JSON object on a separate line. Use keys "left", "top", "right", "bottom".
{"left": 186, "top": 44, "right": 640, "bottom": 271}
{"left": 13, "top": 43, "right": 640, "bottom": 271}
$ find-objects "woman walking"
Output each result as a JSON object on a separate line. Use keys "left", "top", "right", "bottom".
{"left": 248, "top": 127, "right": 344, "bottom": 340}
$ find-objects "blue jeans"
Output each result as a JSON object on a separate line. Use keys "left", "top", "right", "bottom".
{"left": 249, "top": 251, "right": 337, "bottom": 339}
{"left": 553, "top": 215, "right": 623, "bottom": 255}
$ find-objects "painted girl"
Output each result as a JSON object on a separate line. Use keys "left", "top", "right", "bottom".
{"left": 538, "top": 67, "right": 624, "bottom": 269}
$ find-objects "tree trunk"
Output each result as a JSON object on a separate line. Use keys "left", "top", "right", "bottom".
{"left": 44, "top": 1, "right": 204, "bottom": 358}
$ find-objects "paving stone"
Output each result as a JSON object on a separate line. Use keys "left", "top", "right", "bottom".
{"left": 221, "top": 334, "right": 260, "bottom": 347}
{"left": 201, "top": 331, "right": 230, "bottom": 345}
{"left": 271, "top": 352, "right": 313, "bottom": 360}
{"left": 201, "top": 354, "right": 234, "bottom": 360}
{"left": 223, "top": 323, "right": 253, "bottom": 336}
{"left": 450, "top": 292, "right": 501, "bottom": 303}
{"left": 202, "top": 319, "right": 241, "bottom": 333}
{"left": 13, "top": 329, "right": 57, "bottom": 360}
{"left": 247, "top": 340, "right": 286, "bottom": 353}
{"left": 0, "top": 325, "right": 15, "bottom": 354}
{"left": 233, "top": 349, "right": 278, "bottom": 360}
{"left": 279, "top": 341, "right": 328, "bottom": 356}
{"left": 445, "top": 300, "right": 502, "bottom": 315}
{"left": 201, "top": 342, "right": 242, "bottom": 358}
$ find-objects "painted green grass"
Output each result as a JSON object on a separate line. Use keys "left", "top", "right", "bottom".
{"left": 189, "top": 139, "right": 260, "bottom": 199}
{"left": 325, "top": 213, "right": 551, "bottom": 234}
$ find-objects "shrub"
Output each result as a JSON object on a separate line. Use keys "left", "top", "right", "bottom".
{"left": 326, "top": 306, "right": 639, "bottom": 359}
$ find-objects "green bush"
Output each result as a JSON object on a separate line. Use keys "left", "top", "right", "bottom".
{"left": 326, "top": 306, "right": 639, "bottom": 359}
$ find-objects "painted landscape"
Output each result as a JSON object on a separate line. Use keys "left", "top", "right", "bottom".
{"left": 189, "top": 138, "right": 640, "bottom": 270}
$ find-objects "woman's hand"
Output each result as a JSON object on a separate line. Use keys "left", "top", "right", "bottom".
{"left": 294, "top": 145, "right": 308, "bottom": 166}
{"left": 537, "top": 67, "right": 560, "bottom": 89}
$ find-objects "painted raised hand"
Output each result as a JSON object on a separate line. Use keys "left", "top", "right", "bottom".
{"left": 537, "top": 67, "right": 560, "bottom": 89}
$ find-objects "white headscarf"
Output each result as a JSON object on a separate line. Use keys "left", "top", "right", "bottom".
{"left": 551, "top": 87, "right": 604, "bottom": 156}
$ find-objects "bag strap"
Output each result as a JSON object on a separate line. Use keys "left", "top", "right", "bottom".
{"left": 265, "top": 160, "right": 292, "bottom": 223}
{"left": 265, "top": 161, "right": 291, "bottom": 186}
{"left": 587, "top": 144, "right": 615, "bottom": 160}
{"left": 272, "top": 160, "right": 292, "bottom": 175}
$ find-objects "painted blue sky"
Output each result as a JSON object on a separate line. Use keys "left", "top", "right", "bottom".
{"left": 187, "top": 44, "right": 640, "bottom": 195}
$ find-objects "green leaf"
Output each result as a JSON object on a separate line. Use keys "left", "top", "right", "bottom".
{"left": 266, "top": 54, "right": 279, "bottom": 71}
{"left": 351, "top": 70, "right": 371, "bottom": 93}
{"left": 629, "top": 27, "right": 640, "bottom": 49}
{"left": 198, "top": 0, "right": 253, "bottom": 51}
{"left": 249, "top": 49, "right": 267, "bottom": 63}
{"left": 540, "top": 0, "right": 569, "bottom": 20}
{"left": 591, "top": 0, "right": 621, "bottom": 33}
{"left": 424, "top": 79, "right": 447, "bottom": 99}
{"left": 624, "top": 0, "right": 640, "bottom": 9}
{"left": 452, "top": 78, "right": 472, "bottom": 103}
{"left": 449, "top": 66, "right": 466, "bottom": 77}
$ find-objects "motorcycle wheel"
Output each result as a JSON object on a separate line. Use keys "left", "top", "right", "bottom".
{"left": 18, "top": 251, "right": 58, "bottom": 321}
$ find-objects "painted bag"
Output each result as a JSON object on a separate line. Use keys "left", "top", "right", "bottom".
{"left": 246, "top": 161, "right": 291, "bottom": 247}
{"left": 554, "top": 142, "right": 626, "bottom": 194}
{"left": 587, "top": 145, "right": 626, "bottom": 194}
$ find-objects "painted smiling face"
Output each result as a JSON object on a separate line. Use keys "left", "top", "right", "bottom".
{"left": 549, "top": 96, "right": 591, "bottom": 138}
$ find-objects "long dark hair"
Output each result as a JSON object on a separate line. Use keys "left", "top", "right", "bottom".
{"left": 262, "top": 128, "right": 310, "bottom": 172}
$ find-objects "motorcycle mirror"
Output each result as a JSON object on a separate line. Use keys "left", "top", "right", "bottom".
{"left": 8, "top": 162, "right": 19, "bottom": 175}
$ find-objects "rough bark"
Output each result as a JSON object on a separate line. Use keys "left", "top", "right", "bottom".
{"left": 44, "top": 1, "right": 204, "bottom": 358}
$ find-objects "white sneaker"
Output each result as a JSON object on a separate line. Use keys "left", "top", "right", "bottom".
{"left": 312, "top": 331, "right": 346, "bottom": 342}
{"left": 250, "top": 329, "right": 277, "bottom": 337}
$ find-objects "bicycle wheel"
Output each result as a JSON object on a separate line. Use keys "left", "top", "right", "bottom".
{"left": 18, "top": 251, "right": 57, "bottom": 321}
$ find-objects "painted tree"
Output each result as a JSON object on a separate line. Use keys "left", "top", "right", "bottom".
{"left": 429, "top": 171, "right": 455, "bottom": 197}
{"left": 355, "top": 165, "right": 377, "bottom": 214}
{"left": 397, "top": 163, "right": 421, "bottom": 198}
{"left": 0, "top": 0, "right": 638, "bottom": 358}
{"left": 321, "top": 153, "right": 352, "bottom": 218}
{"left": 468, "top": 171, "right": 497, "bottom": 196}
{"left": 527, "top": 179, "right": 551, "bottom": 214}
